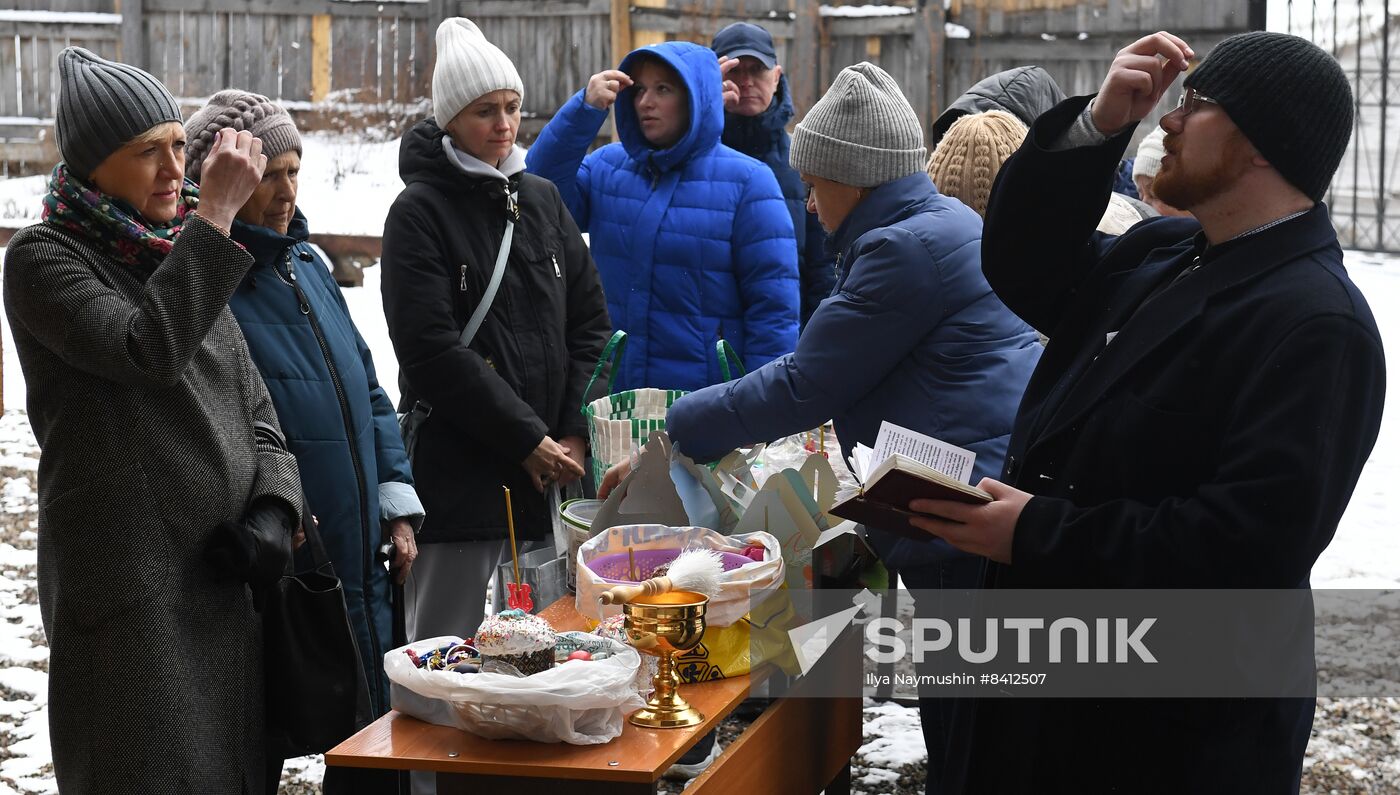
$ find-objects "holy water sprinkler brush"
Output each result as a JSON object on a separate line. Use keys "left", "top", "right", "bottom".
{"left": 598, "top": 549, "right": 724, "bottom": 605}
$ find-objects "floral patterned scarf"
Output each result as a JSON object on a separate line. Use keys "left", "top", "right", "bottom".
{"left": 41, "top": 163, "right": 201, "bottom": 272}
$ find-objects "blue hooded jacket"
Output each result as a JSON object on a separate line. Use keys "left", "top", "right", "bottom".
{"left": 720, "top": 74, "right": 837, "bottom": 328}
{"left": 227, "top": 211, "right": 422, "bottom": 714}
{"left": 667, "top": 173, "right": 1043, "bottom": 573}
{"left": 527, "top": 41, "right": 799, "bottom": 392}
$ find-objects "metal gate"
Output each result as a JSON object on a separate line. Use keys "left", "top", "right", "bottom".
{"left": 1276, "top": 1, "right": 1398, "bottom": 252}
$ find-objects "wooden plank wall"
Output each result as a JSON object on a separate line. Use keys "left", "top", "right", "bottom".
{"left": 0, "top": 0, "right": 1253, "bottom": 139}
{"left": 133, "top": 0, "right": 434, "bottom": 103}
{"left": 0, "top": 0, "right": 115, "bottom": 10}
{"left": 0, "top": 20, "right": 121, "bottom": 120}
{"left": 943, "top": 0, "right": 1249, "bottom": 143}
{"left": 820, "top": 3, "right": 942, "bottom": 139}
{"left": 457, "top": 0, "right": 612, "bottom": 123}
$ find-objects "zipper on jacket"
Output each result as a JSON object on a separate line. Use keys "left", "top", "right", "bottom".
{"left": 281, "top": 248, "right": 385, "bottom": 714}
{"left": 460, "top": 263, "right": 468, "bottom": 291}
{"left": 551, "top": 254, "right": 561, "bottom": 278}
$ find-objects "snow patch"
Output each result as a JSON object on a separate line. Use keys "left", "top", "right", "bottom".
{"left": 0, "top": 10, "right": 119, "bottom": 25}
{"left": 820, "top": 4, "right": 914, "bottom": 17}
{"left": 0, "top": 667, "right": 45, "bottom": 701}
{"left": 858, "top": 701, "right": 926, "bottom": 768}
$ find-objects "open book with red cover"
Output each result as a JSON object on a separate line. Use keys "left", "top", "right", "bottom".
{"left": 829, "top": 424, "right": 991, "bottom": 540}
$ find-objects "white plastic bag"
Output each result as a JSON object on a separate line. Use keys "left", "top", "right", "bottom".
{"left": 385, "top": 633, "right": 645, "bottom": 745}
{"left": 574, "top": 525, "right": 784, "bottom": 628}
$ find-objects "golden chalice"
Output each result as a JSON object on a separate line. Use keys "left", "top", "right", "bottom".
{"left": 622, "top": 590, "right": 709, "bottom": 728}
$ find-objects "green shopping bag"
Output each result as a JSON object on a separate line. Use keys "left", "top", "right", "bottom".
{"left": 581, "top": 331, "right": 744, "bottom": 490}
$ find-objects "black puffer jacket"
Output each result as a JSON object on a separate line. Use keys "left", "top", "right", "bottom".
{"left": 381, "top": 119, "right": 611, "bottom": 543}
{"left": 930, "top": 65, "right": 1066, "bottom": 147}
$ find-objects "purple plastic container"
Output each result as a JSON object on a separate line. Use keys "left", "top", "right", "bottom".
{"left": 586, "top": 549, "right": 755, "bottom": 584}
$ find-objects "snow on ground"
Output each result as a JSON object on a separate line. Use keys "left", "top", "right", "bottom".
{"left": 341, "top": 264, "right": 399, "bottom": 408}
{"left": 1313, "top": 251, "right": 1400, "bottom": 589}
{"left": 293, "top": 134, "right": 403, "bottom": 238}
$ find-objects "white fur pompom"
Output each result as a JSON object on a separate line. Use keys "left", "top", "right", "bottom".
{"left": 664, "top": 549, "right": 724, "bottom": 598}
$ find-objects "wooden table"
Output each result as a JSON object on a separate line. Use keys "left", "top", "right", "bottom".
{"left": 327, "top": 598, "right": 863, "bottom": 794}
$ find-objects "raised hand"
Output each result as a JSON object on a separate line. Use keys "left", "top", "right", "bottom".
{"left": 718, "top": 56, "right": 740, "bottom": 112}
{"left": 195, "top": 129, "right": 267, "bottom": 233}
{"left": 1091, "top": 31, "right": 1195, "bottom": 136}
{"left": 597, "top": 459, "right": 630, "bottom": 500}
{"left": 585, "top": 69, "right": 635, "bottom": 111}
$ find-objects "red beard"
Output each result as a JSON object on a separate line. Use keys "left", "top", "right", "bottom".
{"left": 1153, "top": 129, "right": 1254, "bottom": 211}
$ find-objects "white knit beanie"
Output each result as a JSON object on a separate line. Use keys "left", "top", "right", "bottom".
{"left": 1132, "top": 127, "right": 1167, "bottom": 181}
{"left": 790, "top": 61, "right": 926, "bottom": 187}
{"left": 432, "top": 18, "right": 523, "bottom": 126}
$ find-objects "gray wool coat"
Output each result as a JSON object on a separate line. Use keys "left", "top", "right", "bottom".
{"left": 2, "top": 214, "right": 304, "bottom": 794}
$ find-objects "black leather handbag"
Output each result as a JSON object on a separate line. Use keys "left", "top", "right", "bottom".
{"left": 263, "top": 505, "right": 372, "bottom": 760}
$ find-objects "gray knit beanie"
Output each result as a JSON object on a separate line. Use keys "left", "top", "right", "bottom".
{"left": 55, "top": 46, "right": 183, "bottom": 181}
{"left": 432, "top": 17, "right": 524, "bottom": 127}
{"left": 183, "top": 90, "right": 303, "bottom": 183}
{"left": 790, "top": 61, "right": 925, "bottom": 187}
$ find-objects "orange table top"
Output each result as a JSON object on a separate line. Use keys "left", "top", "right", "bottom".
{"left": 325, "top": 597, "right": 755, "bottom": 783}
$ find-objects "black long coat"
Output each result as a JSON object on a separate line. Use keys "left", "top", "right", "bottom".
{"left": 381, "top": 119, "right": 610, "bottom": 543}
{"left": 948, "top": 97, "right": 1387, "bottom": 794}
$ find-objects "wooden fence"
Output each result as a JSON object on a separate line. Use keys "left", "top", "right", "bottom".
{"left": 944, "top": 0, "right": 1255, "bottom": 145}
{"left": 1, "top": 0, "right": 1259, "bottom": 115}
{"left": 0, "top": 0, "right": 1256, "bottom": 168}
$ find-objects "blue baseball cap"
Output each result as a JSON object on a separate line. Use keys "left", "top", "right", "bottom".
{"left": 711, "top": 22, "right": 778, "bottom": 69}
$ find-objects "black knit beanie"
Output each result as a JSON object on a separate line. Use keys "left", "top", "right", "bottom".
{"left": 1184, "top": 31, "right": 1353, "bottom": 202}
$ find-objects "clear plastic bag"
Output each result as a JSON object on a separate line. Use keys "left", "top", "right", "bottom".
{"left": 385, "top": 633, "right": 645, "bottom": 745}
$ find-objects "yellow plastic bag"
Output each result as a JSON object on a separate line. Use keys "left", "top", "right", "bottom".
{"left": 674, "top": 585, "right": 802, "bottom": 681}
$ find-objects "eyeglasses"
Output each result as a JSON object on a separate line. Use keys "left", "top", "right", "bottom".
{"left": 1174, "top": 88, "right": 1221, "bottom": 117}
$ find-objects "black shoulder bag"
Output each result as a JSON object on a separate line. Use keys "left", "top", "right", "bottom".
{"left": 263, "top": 501, "right": 373, "bottom": 759}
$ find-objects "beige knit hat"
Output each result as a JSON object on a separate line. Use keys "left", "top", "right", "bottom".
{"left": 925, "top": 110, "right": 1027, "bottom": 218}
{"left": 790, "top": 62, "right": 925, "bottom": 187}
{"left": 183, "top": 89, "right": 302, "bottom": 183}
{"left": 1132, "top": 127, "right": 1167, "bottom": 181}
{"left": 432, "top": 18, "right": 523, "bottom": 127}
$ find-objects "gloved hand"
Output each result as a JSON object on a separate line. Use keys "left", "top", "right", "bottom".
{"left": 205, "top": 496, "right": 296, "bottom": 611}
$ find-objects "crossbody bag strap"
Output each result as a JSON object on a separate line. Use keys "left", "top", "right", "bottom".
{"left": 459, "top": 188, "right": 519, "bottom": 349}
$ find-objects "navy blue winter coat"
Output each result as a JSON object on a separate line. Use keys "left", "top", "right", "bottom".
{"left": 667, "top": 173, "right": 1042, "bottom": 573}
{"left": 720, "top": 75, "right": 836, "bottom": 327}
{"left": 228, "top": 212, "right": 422, "bottom": 715}
{"left": 527, "top": 41, "right": 800, "bottom": 392}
